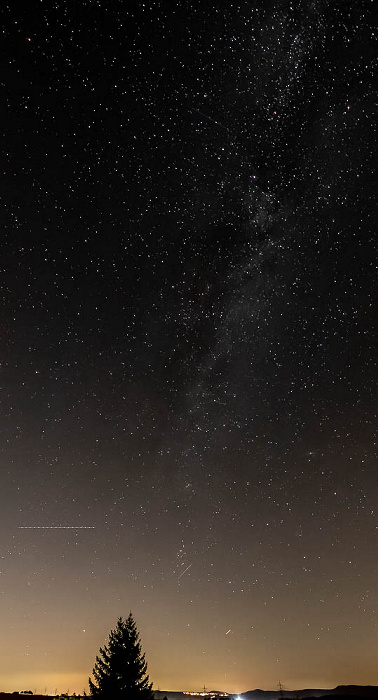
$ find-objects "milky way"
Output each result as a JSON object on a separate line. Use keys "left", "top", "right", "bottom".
{"left": 1, "top": 0, "right": 377, "bottom": 694}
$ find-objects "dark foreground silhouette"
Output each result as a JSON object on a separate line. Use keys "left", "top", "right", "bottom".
{"left": 2, "top": 685, "right": 378, "bottom": 700}
{"left": 153, "top": 688, "right": 378, "bottom": 700}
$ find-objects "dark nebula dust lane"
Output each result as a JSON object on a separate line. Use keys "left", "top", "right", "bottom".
{"left": 0, "top": 0, "right": 377, "bottom": 694}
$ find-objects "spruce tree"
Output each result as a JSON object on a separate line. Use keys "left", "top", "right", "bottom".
{"left": 89, "top": 612, "right": 154, "bottom": 700}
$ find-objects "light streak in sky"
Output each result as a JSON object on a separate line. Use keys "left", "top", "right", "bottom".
{"left": 178, "top": 563, "right": 193, "bottom": 580}
{"left": 18, "top": 526, "right": 95, "bottom": 529}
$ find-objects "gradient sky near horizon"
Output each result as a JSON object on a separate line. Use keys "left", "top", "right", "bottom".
{"left": 1, "top": 0, "right": 377, "bottom": 695}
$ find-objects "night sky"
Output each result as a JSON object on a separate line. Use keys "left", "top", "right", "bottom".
{"left": 1, "top": 0, "right": 377, "bottom": 694}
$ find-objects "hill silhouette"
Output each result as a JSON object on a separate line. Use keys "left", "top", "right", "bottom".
{"left": 241, "top": 687, "right": 378, "bottom": 700}
{"left": 154, "top": 688, "right": 378, "bottom": 700}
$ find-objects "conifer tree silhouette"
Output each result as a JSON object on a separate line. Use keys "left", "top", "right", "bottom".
{"left": 89, "top": 612, "right": 154, "bottom": 699}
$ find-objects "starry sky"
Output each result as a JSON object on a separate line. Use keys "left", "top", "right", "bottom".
{"left": 1, "top": 0, "right": 377, "bottom": 695}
